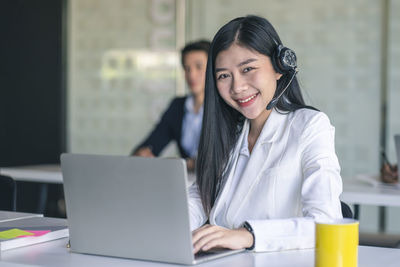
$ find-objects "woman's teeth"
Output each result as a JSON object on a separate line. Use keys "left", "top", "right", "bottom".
{"left": 238, "top": 93, "right": 258, "bottom": 103}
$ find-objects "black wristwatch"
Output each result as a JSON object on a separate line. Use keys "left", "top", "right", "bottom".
{"left": 243, "top": 221, "right": 255, "bottom": 250}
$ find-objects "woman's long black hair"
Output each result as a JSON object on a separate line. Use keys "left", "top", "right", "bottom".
{"left": 196, "top": 15, "right": 315, "bottom": 216}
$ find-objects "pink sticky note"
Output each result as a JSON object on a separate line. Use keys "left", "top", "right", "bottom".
{"left": 18, "top": 230, "right": 51, "bottom": 238}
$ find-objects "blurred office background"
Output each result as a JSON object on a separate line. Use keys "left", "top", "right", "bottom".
{"left": 1, "top": 0, "right": 399, "bottom": 242}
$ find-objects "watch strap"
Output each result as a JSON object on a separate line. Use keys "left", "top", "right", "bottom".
{"left": 243, "top": 221, "right": 255, "bottom": 250}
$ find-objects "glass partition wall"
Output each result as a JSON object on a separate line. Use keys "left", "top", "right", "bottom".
{"left": 67, "top": 0, "right": 399, "bottom": 233}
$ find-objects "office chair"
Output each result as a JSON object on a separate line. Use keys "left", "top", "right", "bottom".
{"left": 341, "top": 201, "right": 353, "bottom": 219}
{"left": 0, "top": 174, "right": 17, "bottom": 211}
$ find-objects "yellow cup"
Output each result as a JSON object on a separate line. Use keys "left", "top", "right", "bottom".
{"left": 315, "top": 219, "right": 359, "bottom": 267}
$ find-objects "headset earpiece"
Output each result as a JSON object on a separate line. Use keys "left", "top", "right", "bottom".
{"left": 272, "top": 44, "right": 297, "bottom": 74}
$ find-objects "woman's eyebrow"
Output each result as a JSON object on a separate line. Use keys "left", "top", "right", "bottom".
{"left": 215, "top": 58, "right": 258, "bottom": 73}
{"left": 237, "top": 58, "right": 257, "bottom": 67}
{"left": 215, "top": 67, "right": 227, "bottom": 73}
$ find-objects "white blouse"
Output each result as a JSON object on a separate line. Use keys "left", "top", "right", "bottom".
{"left": 188, "top": 108, "right": 343, "bottom": 252}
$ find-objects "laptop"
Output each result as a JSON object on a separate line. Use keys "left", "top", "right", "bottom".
{"left": 61, "top": 153, "right": 244, "bottom": 265}
{"left": 395, "top": 135, "right": 400, "bottom": 169}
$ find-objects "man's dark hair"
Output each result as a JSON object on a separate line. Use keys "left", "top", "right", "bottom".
{"left": 181, "top": 40, "right": 211, "bottom": 66}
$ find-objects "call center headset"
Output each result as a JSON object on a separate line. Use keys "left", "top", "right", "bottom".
{"left": 266, "top": 43, "right": 299, "bottom": 110}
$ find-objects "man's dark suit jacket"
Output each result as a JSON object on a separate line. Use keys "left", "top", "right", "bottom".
{"left": 133, "top": 97, "right": 190, "bottom": 158}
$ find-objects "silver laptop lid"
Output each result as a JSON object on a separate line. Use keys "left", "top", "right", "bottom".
{"left": 61, "top": 153, "right": 195, "bottom": 265}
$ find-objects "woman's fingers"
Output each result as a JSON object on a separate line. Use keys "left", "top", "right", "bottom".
{"left": 193, "top": 227, "right": 225, "bottom": 253}
{"left": 192, "top": 225, "right": 219, "bottom": 247}
{"left": 200, "top": 237, "right": 226, "bottom": 251}
{"left": 192, "top": 224, "right": 211, "bottom": 235}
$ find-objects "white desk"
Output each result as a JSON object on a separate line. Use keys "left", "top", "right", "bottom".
{"left": 341, "top": 180, "right": 400, "bottom": 207}
{"left": 0, "top": 238, "right": 399, "bottom": 267}
{"left": 0, "top": 165, "right": 195, "bottom": 185}
{"left": 0, "top": 263, "right": 41, "bottom": 267}
{"left": 0, "top": 211, "right": 42, "bottom": 223}
{"left": 341, "top": 179, "right": 400, "bottom": 232}
{"left": 0, "top": 165, "right": 62, "bottom": 184}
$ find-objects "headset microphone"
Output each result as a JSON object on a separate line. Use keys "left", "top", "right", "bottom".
{"left": 266, "top": 69, "right": 298, "bottom": 110}
{"left": 266, "top": 44, "right": 298, "bottom": 110}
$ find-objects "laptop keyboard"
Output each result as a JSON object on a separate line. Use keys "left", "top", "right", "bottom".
{"left": 195, "top": 248, "right": 230, "bottom": 259}
{"left": 195, "top": 250, "right": 219, "bottom": 257}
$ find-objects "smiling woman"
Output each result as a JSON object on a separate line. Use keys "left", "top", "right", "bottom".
{"left": 189, "top": 15, "right": 343, "bottom": 253}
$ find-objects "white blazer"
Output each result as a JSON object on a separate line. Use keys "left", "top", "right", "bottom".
{"left": 188, "top": 108, "right": 343, "bottom": 252}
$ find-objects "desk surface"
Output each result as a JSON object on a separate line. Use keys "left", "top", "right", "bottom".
{"left": 0, "top": 165, "right": 62, "bottom": 184}
{"left": 0, "top": 238, "right": 399, "bottom": 267}
{"left": 0, "top": 164, "right": 197, "bottom": 185}
{"left": 341, "top": 180, "right": 400, "bottom": 207}
{"left": 0, "top": 211, "right": 42, "bottom": 223}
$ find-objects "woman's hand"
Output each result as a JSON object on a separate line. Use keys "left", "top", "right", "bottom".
{"left": 192, "top": 224, "right": 253, "bottom": 254}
